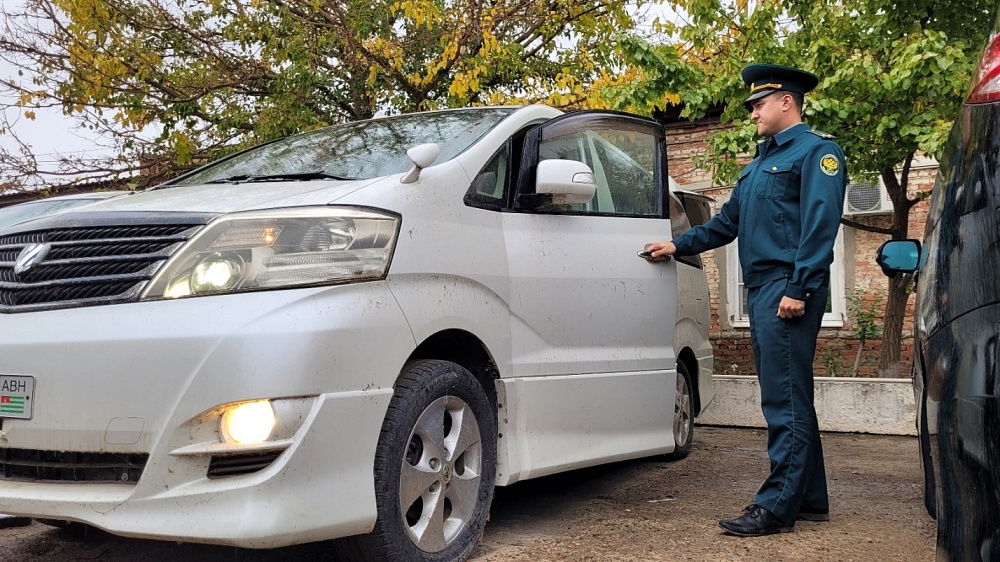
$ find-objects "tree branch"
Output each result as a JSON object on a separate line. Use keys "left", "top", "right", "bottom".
{"left": 840, "top": 216, "right": 894, "bottom": 235}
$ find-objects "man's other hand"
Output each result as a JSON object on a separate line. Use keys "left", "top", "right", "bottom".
{"left": 777, "top": 296, "right": 806, "bottom": 318}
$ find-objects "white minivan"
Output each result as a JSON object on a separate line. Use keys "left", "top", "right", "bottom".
{"left": 0, "top": 105, "right": 713, "bottom": 560}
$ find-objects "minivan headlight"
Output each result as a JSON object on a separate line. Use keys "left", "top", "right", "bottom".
{"left": 143, "top": 207, "right": 400, "bottom": 299}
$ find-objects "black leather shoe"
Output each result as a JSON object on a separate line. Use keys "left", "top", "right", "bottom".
{"left": 719, "top": 505, "right": 794, "bottom": 537}
{"left": 798, "top": 508, "right": 829, "bottom": 521}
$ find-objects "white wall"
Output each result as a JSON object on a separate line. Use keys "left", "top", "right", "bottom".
{"left": 696, "top": 375, "right": 917, "bottom": 436}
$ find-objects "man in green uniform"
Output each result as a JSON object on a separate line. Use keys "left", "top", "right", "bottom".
{"left": 644, "top": 64, "right": 848, "bottom": 536}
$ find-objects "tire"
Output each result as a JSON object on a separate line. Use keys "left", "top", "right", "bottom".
{"left": 663, "top": 361, "right": 694, "bottom": 461}
{"left": 348, "top": 359, "right": 497, "bottom": 561}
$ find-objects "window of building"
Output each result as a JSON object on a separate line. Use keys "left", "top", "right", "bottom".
{"left": 725, "top": 227, "right": 845, "bottom": 328}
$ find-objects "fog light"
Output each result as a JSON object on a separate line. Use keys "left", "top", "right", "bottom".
{"left": 222, "top": 401, "right": 276, "bottom": 444}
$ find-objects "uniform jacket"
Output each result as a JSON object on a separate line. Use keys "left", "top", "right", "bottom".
{"left": 672, "top": 123, "right": 847, "bottom": 301}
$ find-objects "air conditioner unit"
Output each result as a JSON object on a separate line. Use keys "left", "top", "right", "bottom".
{"left": 844, "top": 178, "right": 894, "bottom": 215}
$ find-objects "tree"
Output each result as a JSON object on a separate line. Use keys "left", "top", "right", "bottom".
{"left": 847, "top": 289, "right": 883, "bottom": 376}
{"left": 608, "top": 0, "right": 996, "bottom": 376}
{"left": 0, "top": 0, "right": 661, "bottom": 190}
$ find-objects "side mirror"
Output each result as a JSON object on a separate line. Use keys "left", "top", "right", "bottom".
{"left": 875, "top": 239, "right": 921, "bottom": 276}
{"left": 533, "top": 159, "right": 597, "bottom": 205}
{"left": 400, "top": 143, "right": 441, "bottom": 183}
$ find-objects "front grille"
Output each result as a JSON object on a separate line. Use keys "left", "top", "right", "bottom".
{"left": 0, "top": 448, "right": 148, "bottom": 483}
{"left": 207, "top": 451, "right": 283, "bottom": 478}
{"left": 0, "top": 222, "right": 205, "bottom": 312}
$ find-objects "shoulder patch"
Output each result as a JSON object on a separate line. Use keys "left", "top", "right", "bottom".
{"left": 819, "top": 154, "right": 840, "bottom": 176}
{"left": 808, "top": 129, "right": 835, "bottom": 139}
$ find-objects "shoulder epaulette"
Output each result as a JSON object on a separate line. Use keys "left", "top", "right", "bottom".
{"left": 808, "top": 129, "right": 836, "bottom": 139}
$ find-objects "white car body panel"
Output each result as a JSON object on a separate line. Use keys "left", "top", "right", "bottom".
{"left": 495, "top": 370, "right": 675, "bottom": 485}
{"left": 503, "top": 213, "right": 676, "bottom": 377}
{"left": 676, "top": 259, "right": 715, "bottom": 408}
{"left": 0, "top": 390, "right": 389, "bottom": 547}
{"left": 351, "top": 160, "right": 515, "bottom": 376}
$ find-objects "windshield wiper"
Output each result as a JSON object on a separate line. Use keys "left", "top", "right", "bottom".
{"left": 205, "top": 171, "right": 353, "bottom": 184}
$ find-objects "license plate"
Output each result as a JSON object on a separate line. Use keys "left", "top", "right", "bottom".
{"left": 0, "top": 375, "right": 34, "bottom": 420}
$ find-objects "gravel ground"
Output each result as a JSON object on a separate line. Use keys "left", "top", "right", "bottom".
{"left": 0, "top": 426, "right": 935, "bottom": 561}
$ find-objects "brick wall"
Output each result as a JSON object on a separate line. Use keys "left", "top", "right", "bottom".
{"left": 663, "top": 117, "right": 932, "bottom": 378}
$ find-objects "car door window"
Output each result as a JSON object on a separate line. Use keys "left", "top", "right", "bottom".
{"left": 590, "top": 133, "right": 657, "bottom": 216}
{"left": 537, "top": 134, "right": 594, "bottom": 212}
{"left": 522, "top": 112, "right": 665, "bottom": 217}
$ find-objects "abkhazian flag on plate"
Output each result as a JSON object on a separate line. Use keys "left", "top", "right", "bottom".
{"left": 0, "top": 395, "right": 25, "bottom": 414}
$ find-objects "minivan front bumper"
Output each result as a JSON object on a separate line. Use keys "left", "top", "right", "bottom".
{"left": 0, "top": 282, "right": 414, "bottom": 547}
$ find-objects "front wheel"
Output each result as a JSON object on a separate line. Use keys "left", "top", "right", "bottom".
{"left": 350, "top": 359, "right": 497, "bottom": 561}
{"left": 663, "top": 361, "right": 694, "bottom": 461}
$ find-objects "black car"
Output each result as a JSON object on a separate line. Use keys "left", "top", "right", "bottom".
{"left": 877, "top": 16, "right": 1000, "bottom": 562}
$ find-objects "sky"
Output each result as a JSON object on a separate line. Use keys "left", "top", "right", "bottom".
{"left": 0, "top": 0, "right": 110, "bottom": 163}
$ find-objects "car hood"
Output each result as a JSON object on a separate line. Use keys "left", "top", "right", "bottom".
{"left": 78, "top": 178, "right": 384, "bottom": 215}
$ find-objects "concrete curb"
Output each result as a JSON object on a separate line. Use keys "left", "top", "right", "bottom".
{"left": 696, "top": 375, "right": 917, "bottom": 436}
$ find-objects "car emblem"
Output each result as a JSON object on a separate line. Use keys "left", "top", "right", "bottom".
{"left": 13, "top": 242, "right": 51, "bottom": 277}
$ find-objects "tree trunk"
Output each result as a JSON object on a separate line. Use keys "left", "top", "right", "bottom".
{"left": 852, "top": 334, "right": 866, "bottom": 376}
{"left": 874, "top": 157, "right": 916, "bottom": 377}
{"left": 877, "top": 272, "right": 912, "bottom": 377}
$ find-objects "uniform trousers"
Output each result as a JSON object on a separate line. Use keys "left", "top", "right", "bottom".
{"left": 746, "top": 276, "right": 829, "bottom": 524}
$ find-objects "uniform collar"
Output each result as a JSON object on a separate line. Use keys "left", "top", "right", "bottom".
{"left": 771, "top": 122, "right": 810, "bottom": 146}
{"left": 755, "top": 122, "right": 809, "bottom": 157}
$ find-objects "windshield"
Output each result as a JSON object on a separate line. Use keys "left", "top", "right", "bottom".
{"left": 173, "top": 108, "right": 517, "bottom": 186}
